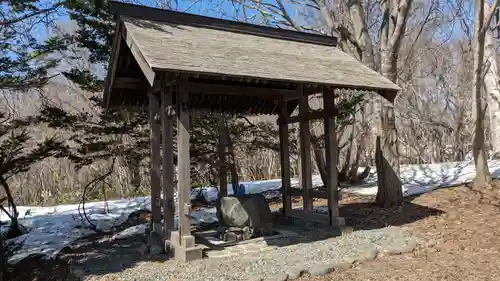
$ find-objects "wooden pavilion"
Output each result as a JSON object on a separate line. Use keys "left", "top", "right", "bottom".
{"left": 103, "top": 1, "right": 400, "bottom": 262}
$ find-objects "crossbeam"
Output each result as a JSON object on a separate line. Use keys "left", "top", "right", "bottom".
{"left": 277, "top": 108, "right": 338, "bottom": 124}
{"left": 112, "top": 77, "right": 297, "bottom": 98}
{"left": 186, "top": 81, "right": 295, "bottom": 96}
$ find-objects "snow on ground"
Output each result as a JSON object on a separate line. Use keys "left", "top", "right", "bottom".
{"left": 1, "top": 197, "right": 149, "bottom": 264}
{"left": 348, "top": 159, "right": 500, "bottom": 197}
{"left": 2, "top": 197, "right": 217, "bottom": 264}
{"left": 4, "top": 159, "right": 500, "bottom": 264}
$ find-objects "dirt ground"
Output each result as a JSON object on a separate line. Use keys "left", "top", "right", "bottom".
{"left": 7, "top": 183, "right": 500, "bottom": 281}
{"left": 300, "top": 183, "right": 500, "bottom": 281}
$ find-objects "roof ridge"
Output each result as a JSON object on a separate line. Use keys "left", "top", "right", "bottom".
{"left": 109, "top": 1, "right": 337, "bottom": 47}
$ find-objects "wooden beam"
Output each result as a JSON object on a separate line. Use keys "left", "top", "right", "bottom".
{"left": 103, "top": 20, "right": 122, "bottom": 109}
{"left": 120, "top": 26, "right": 155, "bottom": 85}
{"left": 282, "top": 86, "right": 322, "bottom": 101}
{"left": 278, "top": 97, "right": 292, "bottom": 215}
{"left": 283, "top": 91, "right": 301, "bottom": 101}
{"left": 161, "top": 73, "right": 175, "bottom": 242}
{"left": 113, "top": 77, "right": 297, "bottom": 98}
{"left": 149, "top": 88, "right": 162, "bottom": 234}
{"left": 217, "top": 116, "right": 228, "bottom": 197}
{"left": 113, "top": 76, "right": 167, "bottom": 93}
{"left": 298, "top": 85, "right": 313, "bottom": 212}
{"left": 113, "top": 77, "right": 149, "bottom": 89}
{"left": 277, "top": 108, "right": 338, "bottom": 125}
{"left": 323, "top": 87, "right": 340, "bottom": 225}
{"left": 176, "top": 76, "right": 194, "bottom": 245}
{"left": 186, "top": 81, "right": 295, "bottom": 97}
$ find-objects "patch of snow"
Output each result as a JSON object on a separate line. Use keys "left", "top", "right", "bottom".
{"left": 5, "top": 159, "right": 500, "bottom": 264}
{"left": 345, "top": 160, "right": 500, "bottom": 197}
{"left": 3, "top": 196, "right": 150, "bottom": 264}
{"left": 112, "top": 223, "right": 148, "bottom": 240}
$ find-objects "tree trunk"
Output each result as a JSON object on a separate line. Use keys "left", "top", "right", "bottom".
{"left": 125, "top": 156, "right": 142, "bottom": 194}
{"left": 454, "top": 111, "right": 466, "bottom": 161}
{"left": 376, "top": 51, "right": 403, "bottom": 207}
{"left": 319, "top": 0, "right": 411, "bottom": 204}
{"left": 484, "top": 15, "right": 500, "bottom": 158}
{"left": 339, "top": 124, "right": 355, "bottom": 182}
{"left": 311, "top": 131, "right": 328, "bottom": 186}
{"left": 375, "top": 104, "right": 403, "bottom": 206}
{"left": 472, "top": 0, "right": 493, "bottom": 188}
{"left": 375, "top": 136, "right": 402, "bottom": 206}
{"left": 374, "top": 0, "right": 412, "bottom": 206}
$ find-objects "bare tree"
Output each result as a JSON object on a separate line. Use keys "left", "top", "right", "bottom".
{"left": 471, "top": 0, "right": 498, "bottom": 188}
{"left": 484, "top": 3, "right": 500, "bottom": 158}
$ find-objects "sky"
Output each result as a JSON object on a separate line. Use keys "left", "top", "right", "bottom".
{"left": 4, "top": 0, "right": 477, "bottom": 84}
{"left": 24, "top": 0, "right": 475, "bottom": 53}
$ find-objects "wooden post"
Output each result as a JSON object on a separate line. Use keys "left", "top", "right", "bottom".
{"left": 278, "top": 97, "right": 291, "bottom": 215}
{"left": 218, "top": 116, "right": 228, "bottom": 197}
{"left": 161, "top": 73, "right": 175, "bottom": 245}
{"left": 149, "top": 89, "right": 162, "bottom": 234}
{"left": 170, "top": 76, "right": 202, "bottom": 262}
{"left": 0, "top": 231, "right": 3, "bottom": 281}
{"left": 177, "top": 78, "right": 192, "bottom": 240}
{"left": 298, "top": 85, "right": 313, "bottom": 212}
{"left": 323, "top": 87, "right": 340, "bottom": 225}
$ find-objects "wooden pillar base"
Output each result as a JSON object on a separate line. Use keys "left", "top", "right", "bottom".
{"left": 169, "top": 231, "right": 205, "bottom": 262}
{"left": 331, "top": 216, "right": 345, "bottom": 227}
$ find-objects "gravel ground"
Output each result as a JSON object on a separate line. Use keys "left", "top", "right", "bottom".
{"left": 17, "top": 184, "right": 500, "bottom": 281}
{"left": 77, "top": 226, "right": 415, "bottom": 281}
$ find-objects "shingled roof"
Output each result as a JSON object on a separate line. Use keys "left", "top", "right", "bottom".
{"left": 104, "top": 1, "right": 400, "bottom": 113}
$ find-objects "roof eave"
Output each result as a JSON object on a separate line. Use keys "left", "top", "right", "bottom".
{"left": 380, "top": 88, "right": 399, "bottom": 103}
{"left": 103, "top": 18, "right": 122, "bottom": 110}
{"left": 118, "top": 16, "right": 156, "bottom": 86}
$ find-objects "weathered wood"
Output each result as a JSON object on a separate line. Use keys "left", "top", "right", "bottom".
{"left": 218, "top": 116, "right": 228, "bottom": 197}
{"left": 186, "top": 82, "right": 295, "bottom": 97}
{"left": 148, "top": 89, "right": 162, "bottom": 234}
{"left": 113, "top": 77, "right": 149, "bottom": 89}
{"left": 161, "top": 73, "right": 175, "bottom": 240}
{"left": 111, "top": 4, "right": 400, "bottom": 102}
{"left": 120, "top": 26, "right": 155, "bottom": 85}
{"left": 0, "top": 231, "right": 3, "bottom": 281}
{"left": 298, "top": 85, "right": 313, "bottom": 212}
{"left": 278, "top": 97, "right": 292, "bottom": 215}
{"left": 113, "top": 77, "right": 295, "bottom": 98}
{"left": 323, "top": 88, "right": 339, "bottom": 224}
{"left": 282, "top": 86, "right": 324, "bottom": 101}
{"left": 176, "top": 77, "right": 193, "bottom": 244}
{"left": 277, "top": 108, "right": 338, "bottom": 125}
{"left": 103, "top": 20, "right": 122, "bottom": 108}
{"left": 114, "top": 76, "right": 173, "bottom": 88}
